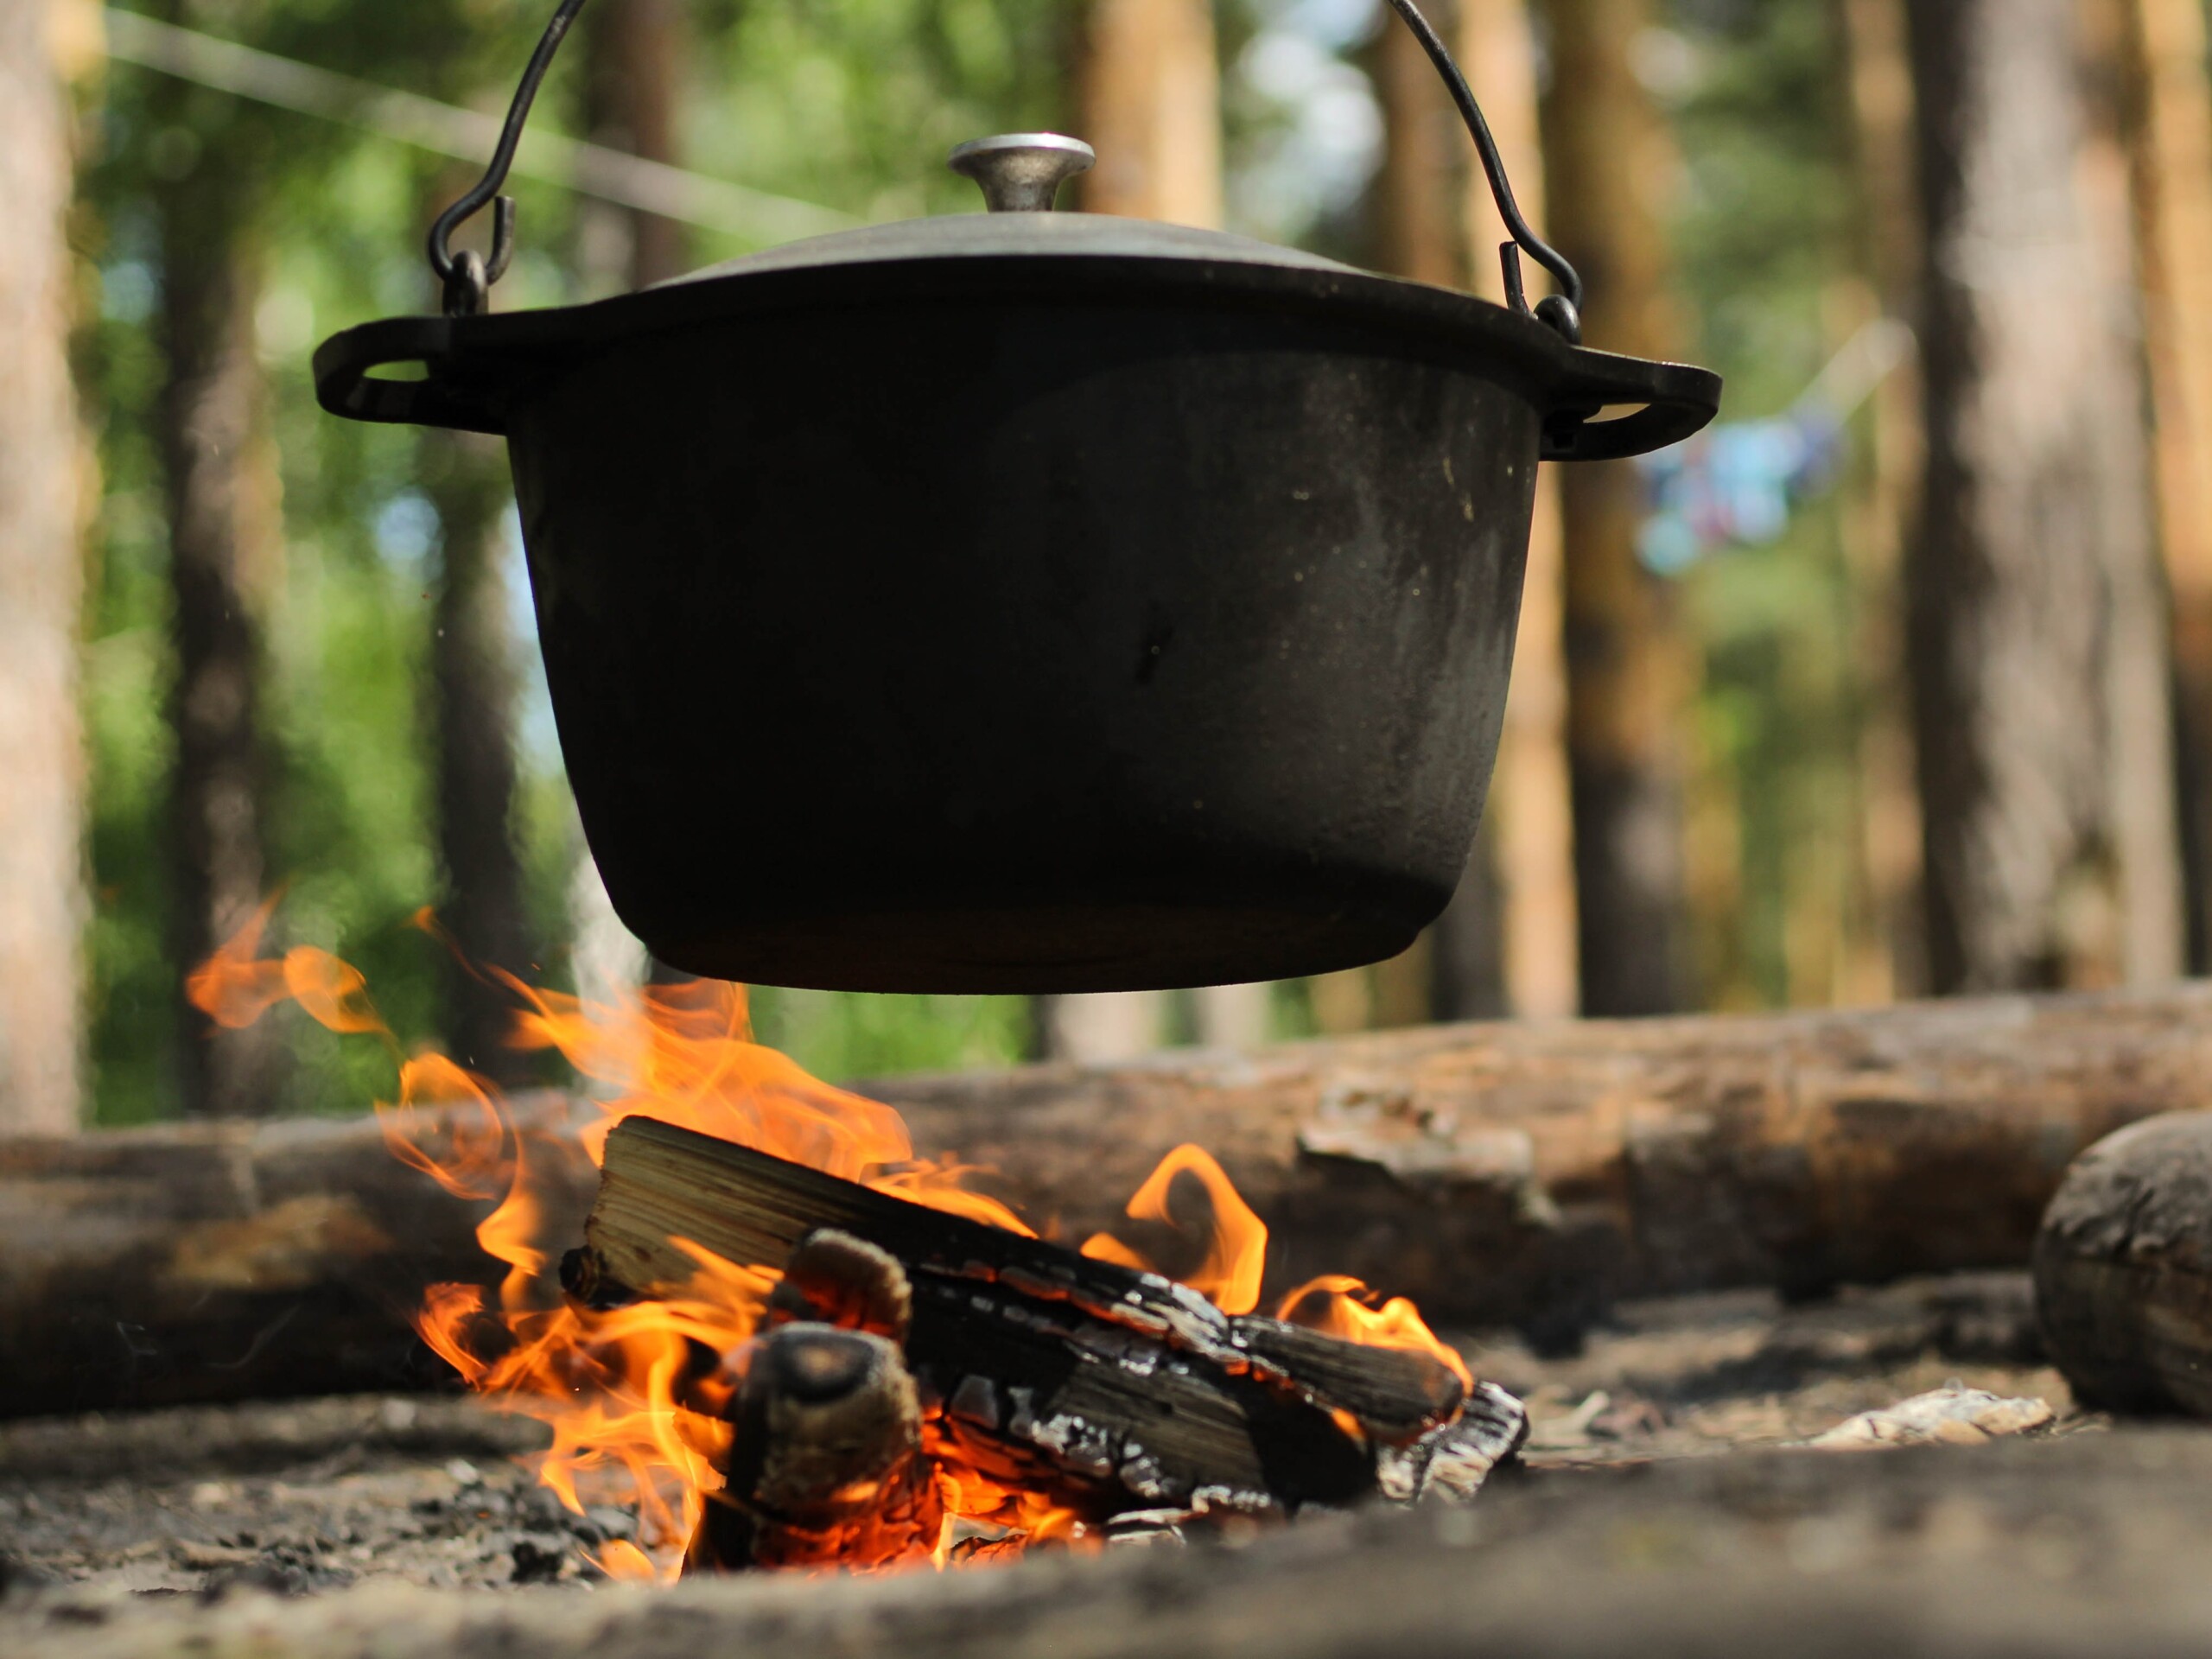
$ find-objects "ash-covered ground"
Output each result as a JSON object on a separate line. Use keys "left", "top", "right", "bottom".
{"left": 0, "top": 1271, "right": 2075, "bottom": 1609}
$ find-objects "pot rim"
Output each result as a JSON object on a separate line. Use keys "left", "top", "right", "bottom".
{"left": 314, "top": 250, "right": 1721, "bottom": 463}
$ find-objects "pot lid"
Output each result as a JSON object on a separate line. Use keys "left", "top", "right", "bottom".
{"left": 318, "top": 123, "right": 1719, "bottom": 465}
{"left": 656, "top": 134, "right": 1365, "bottom": 290}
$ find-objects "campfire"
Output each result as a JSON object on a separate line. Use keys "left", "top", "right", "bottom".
{"left": 186, "top": 904, "right": 1525, "bottom": 1580}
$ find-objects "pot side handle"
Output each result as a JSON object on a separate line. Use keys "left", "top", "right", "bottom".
{"left": 312, "top": 317, "right": 510, "bottom": 436}
{"left": 1539, "top": 348, "right": 1722, "bottom": 463}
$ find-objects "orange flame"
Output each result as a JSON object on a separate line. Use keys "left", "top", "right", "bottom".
{"left": 1080, "top": 1143, "right": 1267, "bottom": 1315}
{"left": 1277, "top": 1274, "right": 1473, "bottom": 1391}
{"left": 193, "top": 905, "right": 1467, "bottom": 1578}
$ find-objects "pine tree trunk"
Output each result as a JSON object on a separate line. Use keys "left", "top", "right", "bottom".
{"left": 2115, "top": 0, "right": 2212, "bottom": 971}
{"left": 1364, "top": 4, "right": 1465, "bottom": 1032}
{"left": 1055, "top": 0, "right": 1226, "bottom": 1056}
{"left": 1452, "top": 0, "right": 1576, "bottom": 1020}
{"left": 0, "top": 0, "right": 87, "bottom": 1135}
{"left": 1834, "top": 0, "right": 1928, "bottom": 1004}
{"left": 153, "top": 55, "right": 284, "bottom": 1117}
{"left": 581, "top": 0, "right": 689, "bottom": 290}
{"left": 1539, "top": 0, "right": 1691, "bottom": 1016}
{"left": 1904, "top": 0, "right": 2183, "bottom": 994}
{"left": 568, "top": 0, "right": 689, "bottom": 1005}
{"left": 422, "top": 431, "right": 532, "bottom": 1084}
{"left": 1371, "top": 11, "right": 1462, "bottom": 287}
{"left": 1077, "top": 0, "right": 1223, "bottom": 227}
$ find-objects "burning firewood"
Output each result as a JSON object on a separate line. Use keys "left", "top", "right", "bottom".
{"left": 688, "top": 1232, "right": 939, "bottom": 1569}
{"left": 569, "top": 1120, "right": 1527, "bottom": 1559}
{"left": 686, "top": 1320, "right": 944, "bottom": 1571}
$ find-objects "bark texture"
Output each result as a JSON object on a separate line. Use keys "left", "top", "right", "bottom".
{"left": 1904, "top": 0, "right": 2183, "bottom": 994}
{"left": 0, "top": 0, "right": 87, "bottom": 1135}
{"left": 2032, "top": 1109, "right": 2212, "bottom": 1416}
{"left": 422, "top": 431, "right": 532, "bottom": 1084}
{"left": 8, "top": 987, "right": 2212, "bottom": 1416}
{"left": 0, "top": 1094, "right": 598, "bottom": 1418}
{"left": 880, "top": 985, "right": 2212, "bottom": 1348}
{"left": 153, "top": 25, "right": 285, "bottom": 1117}
{"left": 1539, "top": 0, "right": 1691, "bottom": 1016}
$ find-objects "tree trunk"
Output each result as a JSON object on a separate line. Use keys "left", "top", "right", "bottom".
{"left": 153, "top": 41, "right": 285, "bottom": 1119}
{"left": 580, "top": 0, "right": 689, "bottom": 292}
{"left": 1363, "top": 7, "right": 1465, "bottom": 1033}
{"left": 1371, "top": 10, "right": 1462, "bottom": 288}
{"left": 1452, "top": 0, "right": 1576, "bottom": 1020}
{"left": 0, "top": 0, "right": 87, "bottom": 1135}
{"left": 2114, "top": 0, "right": 2212, "bottom": 972}
{"left": 1539, "top": 0, "right": 1692, "bottom": 1016}
{"left": 1904, "top": 0, "right": 2183, "bottom": 994}
{"left": 422, "top": 430, "right": 532, "bottom": 1084}
{"left": 569, "top": 0, "right": 687, "bottom": 1002}
{"left": 1076, "top": 0, "right": 1223, "bottom": 227}
{"left": 1056, "top": 0, "right": 1227, "bottom": 1055}
{"left": 1834, "top": 0, "right": 1927, "bottom": 1004}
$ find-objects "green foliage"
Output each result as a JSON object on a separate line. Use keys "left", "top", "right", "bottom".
{"left": 749, "top": 988, "right": 1033, "bottom": 1083}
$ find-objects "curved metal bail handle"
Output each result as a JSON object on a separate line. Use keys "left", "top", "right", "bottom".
{"left": 1381, "top": 0, "right": 1585, "bottom": 345}
{"left": 428, "top": 0, "right": 594, "bottom": 317}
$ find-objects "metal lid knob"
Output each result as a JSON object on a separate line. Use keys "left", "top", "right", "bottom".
{"left": 947, "top": 134, "right": 1095, "bottom": 213}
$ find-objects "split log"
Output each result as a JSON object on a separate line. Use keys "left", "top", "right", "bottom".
{"left": 6, "top": 983, "right": 2212, "bottom": 1418}
{"left": 2033, "top": 1110, "right": 2212, "bottom": 1414}
{"left": 575, "top": 1117, "right": 1521, "bottom": 1522}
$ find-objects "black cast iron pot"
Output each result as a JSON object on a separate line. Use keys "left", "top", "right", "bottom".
{"left": 314, "top": 8, "right": 1720, "bottom": 995}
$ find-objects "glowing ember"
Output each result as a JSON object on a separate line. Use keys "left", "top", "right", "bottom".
{"left": 189, "top": 906, "right": 1471, "bottom": 1578}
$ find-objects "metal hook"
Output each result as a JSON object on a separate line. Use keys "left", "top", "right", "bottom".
{"left": 1381, "top": 0, "right": 1584, "bottom": 344}
{"left": 432, "top": 0, "right": 1584, "bottom": 342}
{"left": 428, "top": 0, "right": 594, "bottom": 316}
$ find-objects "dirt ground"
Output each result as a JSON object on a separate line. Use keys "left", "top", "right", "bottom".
{"left": 0, "top": 1271, "right": 2097, "bottom": 1611}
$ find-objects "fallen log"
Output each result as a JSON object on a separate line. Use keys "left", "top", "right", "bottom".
{"left": 578, "top": 1118, "right": 1521, "bottom": 1526}
{"left": 4, "top": 983, "right": 2211, "bottom": 1417}
{"left": 874, "top": 984, "right": 2212, "bottom": 1341}
{"left": 2032, "top": 1111, "right": 2212, "bottom": 1415}
{"left": 0, "top": 1095, "right": 599, "bottom": 1418}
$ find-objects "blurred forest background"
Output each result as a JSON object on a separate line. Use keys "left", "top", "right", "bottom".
{"left": 3, "top": 0, "right": 2211, "bottom": 1128}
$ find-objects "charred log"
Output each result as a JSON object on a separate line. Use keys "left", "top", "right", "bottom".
{"left": 572, "top": 1118, "right": 1492, "bottom": 1522}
